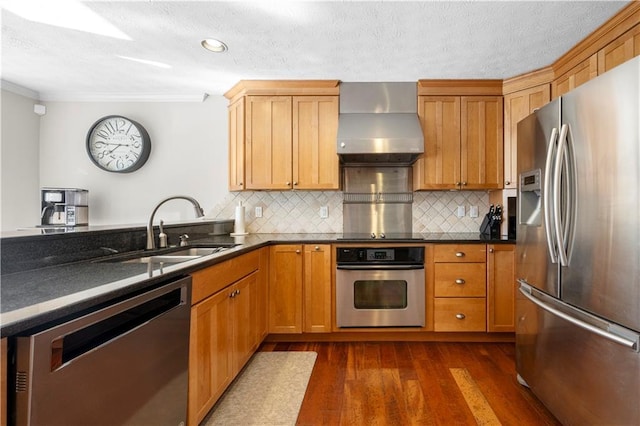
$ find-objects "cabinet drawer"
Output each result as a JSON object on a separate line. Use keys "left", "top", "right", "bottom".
{"left": 191, "top": 251, "right": 260, "bottom": 305}
{"left": 434, "top": 298, "right": 486, "bottom": 332}
{"left": 434, "top": 244, "right": 486, "bottom": 263}
{"left": 434, "top": 263, "right": 486, "bottom": 297}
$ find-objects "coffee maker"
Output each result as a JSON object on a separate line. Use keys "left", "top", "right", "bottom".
{"left": 40, "top": 188, "right": 89, "bottom": 226}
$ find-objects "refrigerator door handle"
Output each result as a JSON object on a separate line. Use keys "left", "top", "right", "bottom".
{"left": 518, "top": 282, "right": 639, "bottom": 351}
{"left": 553, "top": 124, "right": 570, "bottom": 266}
{"left": 543, "top": 127, "right": 559, "bottom": 264}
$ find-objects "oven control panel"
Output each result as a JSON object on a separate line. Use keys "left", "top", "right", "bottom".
{"left": 336, "top": 247, "right": 424, "bottom": 265}
{"left": 366, "top": 249, "right": 394, "bottom": 261}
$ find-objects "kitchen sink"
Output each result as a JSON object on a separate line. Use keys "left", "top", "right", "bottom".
{"left": 97, "top": 245, "right": 235, "bottom": 264}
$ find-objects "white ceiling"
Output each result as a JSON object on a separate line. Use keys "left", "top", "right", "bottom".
{"left": 0, "top": 1, "right": 630, "bottom": 101}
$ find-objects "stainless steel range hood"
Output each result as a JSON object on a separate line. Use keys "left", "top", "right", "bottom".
{"left": 337, "top": 82, "right": 424, "bottom": 165}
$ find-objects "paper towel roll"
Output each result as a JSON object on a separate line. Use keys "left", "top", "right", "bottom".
{"left": 234, "top": 203, "right": 246, "bottom": 235}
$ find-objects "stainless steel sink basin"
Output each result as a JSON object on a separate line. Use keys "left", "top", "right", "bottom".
{"left": 120, "top": 255, "right": 201, "bottom": 264}
{"left": 97, "top": 245, "right": 235, "bottom": 264}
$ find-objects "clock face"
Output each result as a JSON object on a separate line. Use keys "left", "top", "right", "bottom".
{"left": 86, "top": 115, "right": 151, "bottom": 173}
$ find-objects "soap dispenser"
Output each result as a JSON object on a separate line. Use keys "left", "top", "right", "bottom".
{"left": 158, "top": 220, "right": 168, "bottom": 248}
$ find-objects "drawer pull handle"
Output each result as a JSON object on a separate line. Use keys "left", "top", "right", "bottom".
{"left": 295, "top": 249, "right": 301, "bottom": 254}
{"left": 455, "top": 252, "right": 465, "bottom": 257}
{"left": 456, "top": 313, "right": 466, "bottom": 320}
{"left": 455, "top": 279, "right": 465, "bottom": 284}
{"left": 314, "top": 246, "right": 320, "bottom": 251}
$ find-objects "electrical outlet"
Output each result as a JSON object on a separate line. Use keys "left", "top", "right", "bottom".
{"left": 320, "top": 206, "right": 329, "bottom": 218}
{"left": 255, "top": 206, "right": 263, "bottom": 218}
{"left": 456, "top": 205, "right": 465, "bottom": 218}
{"left": 470, "top": 206, "right": 479, "bottom": 218}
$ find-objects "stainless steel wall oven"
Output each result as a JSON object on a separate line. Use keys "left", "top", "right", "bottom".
{"left": 336, "top": 246, "right": 425, "bottom": 327}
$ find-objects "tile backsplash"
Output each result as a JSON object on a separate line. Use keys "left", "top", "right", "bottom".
{"left": 210, "top": 191, "right": 489, "bottom": 234}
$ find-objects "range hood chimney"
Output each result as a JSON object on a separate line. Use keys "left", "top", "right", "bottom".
{"left": 337, "top": 82, "right": 424, "bottom": 165}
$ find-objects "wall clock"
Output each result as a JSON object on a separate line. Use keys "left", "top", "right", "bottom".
{"left": 86, "top": 115, "right": 151, "bottom": 173}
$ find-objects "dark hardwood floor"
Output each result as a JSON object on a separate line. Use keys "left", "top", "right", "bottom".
{"left": 259, "top": 341, "right": 560, "bottom": 425}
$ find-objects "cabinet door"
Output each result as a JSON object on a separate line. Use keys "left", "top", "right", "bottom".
{"left": 256, "top": 247, "right": 269, "bottom": 344}
{"left": 231, "top": 274, "right": 256, "bottom": 375}
{"left": 188, "top": 290, "right": 232, "bottom": 426}
{"left": 552, "top": 54, "right": 598, "bottom": 99}
{"left": 597, "top": 24, "right": 640, "bottom": 74}
{"left": 293, "top": 96, "right": 339, "bottom": 190}
{"left": 461, "top": 96, "right": 503, "bottom": 190}
{"left": 303, "top": 244, "right": 332, "bottom": 333}
{"left": 228, "top": 97, "right": 245, "bottom": 191}
{"left": 503, "top": 85, "right": 551, "bottom": 189}
{"left": 245, "top": 96, "right": 292, "bottom": 189}
{"left": 487, "top": 244, "right": 516, "bottom": 332}
{"left": 415, "top": 96, "right": 461, "bottom": 190}
{"left": 269, "top": 245, "right": 303, "bottom": 333}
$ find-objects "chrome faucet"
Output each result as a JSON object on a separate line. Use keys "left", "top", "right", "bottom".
{"left": 146, "top": 196, "right": 205, "bottom": 250}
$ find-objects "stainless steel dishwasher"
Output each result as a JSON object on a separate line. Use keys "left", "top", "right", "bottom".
{"left": 14, "top": 276, "right": 191, "bottom": 426}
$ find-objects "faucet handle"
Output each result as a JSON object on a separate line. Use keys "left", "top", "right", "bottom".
{"left": 179, "top": 234, "right": 190, "bottom": 246}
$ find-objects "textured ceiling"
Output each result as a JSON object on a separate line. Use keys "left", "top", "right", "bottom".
{"left": 0, "top": 1, "right": 630, "bottom": 101}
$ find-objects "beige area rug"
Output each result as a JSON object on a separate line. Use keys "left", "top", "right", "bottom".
{"left": 202, "top": 351, "right": 317, "bottom": 426}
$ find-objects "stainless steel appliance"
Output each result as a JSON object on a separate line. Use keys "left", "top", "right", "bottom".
{"left": 336, "top": 246, "right": 425, "bottom": 327}
{"left": 516, "top": 57, "right": 640, "bottom": 425}
{"left": 342, "top": 166, "right": 415, "bottom": 237}
{"left": 14, "top": 277, "right": 191, "bottom": 426}
{"left": 40, "top": 187, "right": 89, "bottom": 226}
{"left": 337, "top": 82, "right": 424, "bottom": 165}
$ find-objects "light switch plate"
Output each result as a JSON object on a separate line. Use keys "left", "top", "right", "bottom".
{"left": 456, "top": 205, "right": 465, "bottom": 218}
{"left": 470, "top": 206, "right": 479, "bottom": 218}
{"left": 255, "top": 206, "right": 263, "bottom": 218}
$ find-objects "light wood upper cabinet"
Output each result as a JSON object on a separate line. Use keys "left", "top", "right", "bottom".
{"left": 487, "top": 244, "right": 516, "bottom": 332}
{"left": 224, "top": 80, "right": 340, "bottom": 191}
{"left": 597, "top": 23, "right": 640, "bottom": 75}
{"left": 503, "top": 84, "right": 551, "bottom": 189}
{"left": 552, "top": 54, "right": 598, "bottom": 99}
{"left": 414, "top": 96, "right": 461, "bottom": 190}
{"left": 414, "top": 93, "right": 503, "bottom": 190}
{"left": 461, "top": 96, "right": 504, "bottom": 189}
{"left": 245, "top": 96, "right": 293, "bottom": 190}
{"left": 228, "top": 97, "right": 245, "bottom": 191}
{"left": 293, "top": 96, "right": 340, "bottom": 190}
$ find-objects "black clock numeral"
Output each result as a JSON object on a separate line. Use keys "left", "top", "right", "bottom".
{"left": 96, "top": 129, "right": 110, "bottom": 139}
{"left": 104, "top": 121, "right": 117, "bottom": 135}
{"left": 116, "top": 118, "right": 126, "bottom": 132}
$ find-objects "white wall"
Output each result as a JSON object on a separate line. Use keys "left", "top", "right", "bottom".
{"left": 1, "top": 89, "right": 41, "bottom": 231}
{"left": 38, "top": 97, "right": 229, "bottom": 226}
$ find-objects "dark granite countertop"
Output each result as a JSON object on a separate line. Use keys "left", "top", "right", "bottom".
{"left": 1, "top": 232, "right": 513, "bottom": 337}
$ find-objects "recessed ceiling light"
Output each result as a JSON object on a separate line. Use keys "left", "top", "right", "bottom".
{"left": 201, "top": 38, "right": 228, "bottom": 53}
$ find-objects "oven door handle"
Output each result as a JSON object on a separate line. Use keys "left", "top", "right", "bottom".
{"left": 337, "top": 265, "right": 424, "bottom": 271}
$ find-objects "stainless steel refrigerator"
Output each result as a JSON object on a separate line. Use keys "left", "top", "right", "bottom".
{"left": 516, "top": 56, "right": 640, "bottom": 425}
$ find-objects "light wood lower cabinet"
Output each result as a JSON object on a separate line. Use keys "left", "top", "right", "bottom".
{"left": 303, "top": 245, "right": 332, "bottom": 333}
{"left": 433, "top": 244, "right": 487, "bottom": 332}
{"left": 269, "top": 244, "right": 332, "bottom": 334}
{"left": 487, "top": 244, "right": 516, "bottom": 332}
{"left": 188, "top": 249, "right": 267, "bottom": 426}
